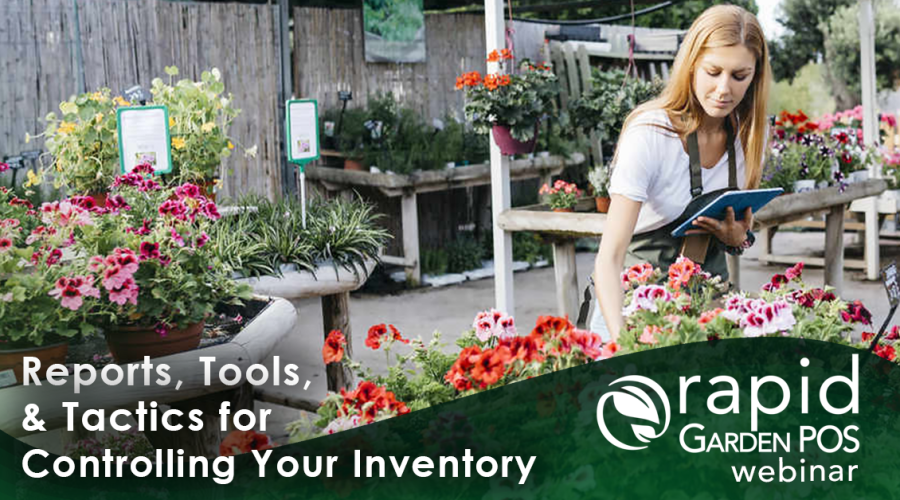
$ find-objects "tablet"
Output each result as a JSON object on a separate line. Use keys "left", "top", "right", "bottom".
{"left": 670, "top": 188, "right": 784, "bottom": 238}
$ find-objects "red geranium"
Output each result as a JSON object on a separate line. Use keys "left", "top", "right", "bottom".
{"left": 219, "top": 430, "right": 275, "bottom": 456}
{"left": 322, "top": 329, "right": 346, "bottom": 364}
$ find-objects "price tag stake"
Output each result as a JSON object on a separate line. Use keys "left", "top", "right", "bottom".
{"left": 285, "top": 99, "right": 321, "bottom": 229}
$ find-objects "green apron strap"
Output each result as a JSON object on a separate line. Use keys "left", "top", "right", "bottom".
{"left": 687, "top": 132, "right": 703, "bottom": 198}
{"left": 725, "top": 118, "right": 737, "bottom": 188}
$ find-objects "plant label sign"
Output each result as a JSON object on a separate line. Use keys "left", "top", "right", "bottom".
{"left": 3, "top": 155, "right": 24, "bottom": 169}
{"left": 116, "top": 106, "right": 173, "bottom": 175}
{"left": 122, "top": 85, "right": 151, "bottom": 105}
{"left": 338, "top": 91, "right": 353, "bottom": 102}
{"left": 285, "top": 99, "right": 320, "bottom": 165}
{"left": 883, "top": 262, "right": 900, "bottom": 307}
{"left": 21, "top": 150, "right": 41, "bottom": 161}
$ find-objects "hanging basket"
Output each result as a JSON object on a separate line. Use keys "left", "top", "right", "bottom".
{"left": 492, "top": 124, "right": 538, "bottom": 156}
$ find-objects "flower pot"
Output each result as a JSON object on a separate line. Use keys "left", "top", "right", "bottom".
{"left": 792, "top": 180, "right": 816, "bottom": 194}
{"left": 88, "top": 191, "right": 109, "bottom": 208}
{"left": 344, "top": 158, "right": 365, "bottom": 171}
{"left": 849, "top": 170, "right": 870, "bottom": 183}
{"left": 491, "top": 124, "right": 538, "bottom": 156}
{"left": 553, "top": 207, "right": 575, "bottom": 213}
{"left": 595, "top": 197, "right": 611, "bottom": 213}
{"left": 0, "top": 342, "right": 69, "bottom": 386}
{"left": 105, "top": 322, "right": 204, "bottom": 363}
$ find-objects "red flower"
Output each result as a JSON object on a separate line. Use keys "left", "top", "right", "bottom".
{"left": 323, "top": 329, "right": 346, "bottom": 364}
{"left": 887, "top": 326, "right": 900, "bottom": 341}
{"left": 219, "top": 430, "right": 275, "bottom": 457}
{"left": 785, "top": 262, "right": 804, "bottom": 281}
{"left": 874, "top": 344, "right": 896, "bottom": 362}
{"left": 841, "top": 300, "right": 872, "bottom": 325}
{"left": 862, "top": 332, "right": 875, "bottom": 342}
{"left": 388, "top": 324, "right": 410, "bottom": 344}
{"left": 668, "top": 257, "right": 699, "bottom": 291}
{"left": 365, "top": 324, "right": 387, "bottom": 349}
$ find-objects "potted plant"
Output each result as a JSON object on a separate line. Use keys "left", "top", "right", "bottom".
{"left": 37, "top": 88, "right": 126, "bottom": 204}
{"left": 569, "top": 68, "right": 663, "bottom": 160}
{"left": 73, "top": 168, "right": 252, "bottom": 362}
{"left": 539, "top": 179, "right": 581, "bottom": 212}
{"left": 456, "top": 50, "right": 558, "bottom": 155}
{"left": 0, "top": 188, "right": 98, "bottom": 383}
{"left": 588, "top": 164, "right": 611, "bottom": 213}
{"left": 150, "top": 66, "right": 245, "bottom": 195}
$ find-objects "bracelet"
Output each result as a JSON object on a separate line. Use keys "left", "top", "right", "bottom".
{"left": 725, "top": 231, "right": 755, "bottom": 256}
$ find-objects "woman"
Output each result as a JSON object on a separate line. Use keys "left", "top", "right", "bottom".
{"left": 591, "top": 5, "right": 771, "bottom": 341}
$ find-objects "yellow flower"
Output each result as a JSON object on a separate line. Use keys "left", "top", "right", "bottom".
{"left": 24, "top": 170, "right": 42, "bottom": 187}
{"left": 227, "top": 141, "right": 234, "bottom": 150}
{"left": 201, "top": 122, "right": 216, "bottom": 133}
{"left": 114, "top": 96, "right": 130, "bottom": 107}
{"left": 57, "top": 121, "right": 76, "bottom": 135}
{"left": 89, "top": 91, "right": 107, "bottom": 103}
{"left": 172, "top": 137, "right": 186, "bottom": 150}
{"left": 214, "top": 178, "right": 224, "bottom": 188}
{"left": 94, "top": 113, "right": 104, "bottom": 123}
{"left": 169, "top": 117, "right": 175, "bottom": 128}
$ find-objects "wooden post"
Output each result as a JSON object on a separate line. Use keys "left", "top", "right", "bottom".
{"left": 486, "top": 0, "right": 514, "bottom": 316}
{"left": 322, "top": 292, "right": 354, "bottom": 392}
{"left": 759, "top": 226, "right": 773, "bottom": 265}
{"left": 726, "top": 254, "right": 741, "bottom": 291}
{"left": 865, "top": 200, "right": 880, "bottom": 280}
{"left": 552, "top": 241, "right": 579, "bottom": 320}
{"left": 400, "top": 191, "right": 420, "bottom": 285}
{"left": 825, "top": 205, "right": 845, "bottom": 295}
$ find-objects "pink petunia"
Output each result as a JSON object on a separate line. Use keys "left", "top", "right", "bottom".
{"left": 108, "top": 278, "right": 139, "bottom": 306}
{"left": 0, "top": 238, "right": 12, "bottom": 252}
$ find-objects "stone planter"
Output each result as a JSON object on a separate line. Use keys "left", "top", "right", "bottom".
{"left": 793, "top": 180, "right": 816, "bottom": 193}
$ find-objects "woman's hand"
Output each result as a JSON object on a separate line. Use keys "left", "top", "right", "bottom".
{"left": 686, "top": 206, "right": 752, "bottom": 247}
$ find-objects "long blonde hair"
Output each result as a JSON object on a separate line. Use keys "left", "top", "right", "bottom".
{"left": 616, "top": 5, "right": 771, "bottom": 189}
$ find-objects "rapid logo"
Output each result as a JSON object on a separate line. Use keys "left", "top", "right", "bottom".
{"left": 596, "top": 375, "right": 670, "bottom": 450}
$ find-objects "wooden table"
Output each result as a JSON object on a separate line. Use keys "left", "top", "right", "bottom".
{"left": 306, "top": 154, "right": 584, "bottom": 284}
{"left": 0, "top": 297, "right": 297, "bottom": 458}
{"left": 497, "top": 179, "right": 887, "bottom": 321}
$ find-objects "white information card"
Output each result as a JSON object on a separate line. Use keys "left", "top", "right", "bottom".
{"left": 286, "top": 99, "right": 320, "bottom": 164}
{"left": 117, "top": 106, "right": 172, "bottom": 174}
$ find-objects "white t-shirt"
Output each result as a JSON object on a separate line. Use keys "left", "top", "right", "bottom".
{"left": 608, "top": 109, "right": 746, "bottom": 234}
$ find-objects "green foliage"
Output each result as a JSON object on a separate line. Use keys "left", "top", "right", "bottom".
{"left": 569, "top": 68, "right": 664, "bottom": 159}
{"left": 770, "top": 0, "right": 853, "bottom": 82}
{"left": 211, "top": 194, "right": 390, "bottom": 280}
{"left": 363, "top": 0, "right": 424, "bottom": 41}
{"left": 460, "top": 60, "right": 560, "bottom": 142}
{"left": 509, "top": 0, "right": 757, "bottom": 29}
{"left": 421, "top": 247, "right": 449, "bottom": 276}
{"left": 767, "top": 63, "right": 836, "bottom": 118}
{"left": 512, "top": 232, "right": 552, "bottom": 265}
{"left": 446, "top": 235, "right": 484, "bottom": 274}
{"left": 821, "top": 0, "right": 900, "bottom": 108}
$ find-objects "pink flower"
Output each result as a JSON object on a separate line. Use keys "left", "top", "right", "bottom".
{"left": 45, "top": 248, "right": 63, "bottom": 266}
{"left": 170, "top": 228, "right": 185, "bottom": 247}
{"left": 108, "top": 278, "right": 139, "bottom": 306}
{"left": 158, "top": 199, "right": 189, "bottom": 220}
{"left": 0, "top": 238, "right": 12, "bottom": 252}
{"left": 784, "top": 262, "right": 804, "bottom": 281}
{"left": 622, "top": 285, "right": 672, "bottom": 316}
{"left": 175, "top": 183, "right": 201, "bottom": 199}
{"left": 0, "top": 163, "right": 8, "bottom": 173}
{"left": 133, "top": 163, "right": 154, "bottom": 175}
{"left": 195, "top": 232, "right": 209, "bottom": 248}
{"left": 639, "top": 326, "right": 661, "bottom": 344}
{"left": 139, "top": 241, "right": 160, "bottom": 261}
{"left": 49, "top": 275, "right": 99, "bottom": 311}
{"left": 106, "top": 195, "right": 130, "bottom": 212}
{"left": 201, "top": 201, "right": 221, "bottom": 220}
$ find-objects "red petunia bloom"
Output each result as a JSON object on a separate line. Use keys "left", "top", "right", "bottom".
{"left": 219, "top": 430, "right": 275, "bottom": 457}
{"left": 323, "top": 329, "right": 346, "bottom": 364}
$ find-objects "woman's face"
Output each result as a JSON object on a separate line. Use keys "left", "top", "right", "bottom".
{"left": 692, "top": 45, "right": 757, "bottom": 119}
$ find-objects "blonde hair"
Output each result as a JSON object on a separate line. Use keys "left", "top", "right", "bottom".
{"left": 615, "top": 5, "right": 771, "bottom": 189}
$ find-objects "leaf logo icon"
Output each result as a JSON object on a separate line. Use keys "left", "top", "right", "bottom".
{"left": 596, "top": 375, "right": 670, "bottom": 450}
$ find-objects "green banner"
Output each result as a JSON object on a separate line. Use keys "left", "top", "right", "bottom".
{"left": 3, "top": 338, "right": 899, "bottom": 499}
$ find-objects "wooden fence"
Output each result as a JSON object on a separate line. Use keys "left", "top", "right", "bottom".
{"left": 0, "top": 0, "right": 282, "bottom": 199}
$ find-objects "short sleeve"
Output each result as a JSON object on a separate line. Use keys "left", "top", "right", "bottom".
{"left": 608, "top": 122, "right": 659, "bottom": 203}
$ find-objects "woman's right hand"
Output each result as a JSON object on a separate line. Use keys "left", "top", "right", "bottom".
{"left": 594, "top": 194, "right": 642, "bottom": 342}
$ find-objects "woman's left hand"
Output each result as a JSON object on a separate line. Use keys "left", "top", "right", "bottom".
{"left": 686, "top": 206, "right": 752, "bottom": 247}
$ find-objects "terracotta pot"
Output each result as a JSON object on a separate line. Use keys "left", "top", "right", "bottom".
{"left": 553, "top": 207, "right": 575, "bottom": 213}
{"left": 88, "top": 191, "right": 109, "bottom": 208}
{"left": 0, "top": 342, "right": 69, "bottom": 386}
{"left": 491, "top": 124, "right": 538, "bottom": 156}
{"left": 106, "top": 322, "right": 204, "bottom": 363}
{"left": 344, "top": 158, "right": 365, "bottom": 171}
{"left": 595, "top": 197, "right": 611, "bottom": 213}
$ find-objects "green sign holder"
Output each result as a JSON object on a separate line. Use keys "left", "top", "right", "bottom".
{"left": 285, "top": 99, "right": 320, "bottom": 228}
{"left": 116, "top": 105, "right": 172, "bottom": 175}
